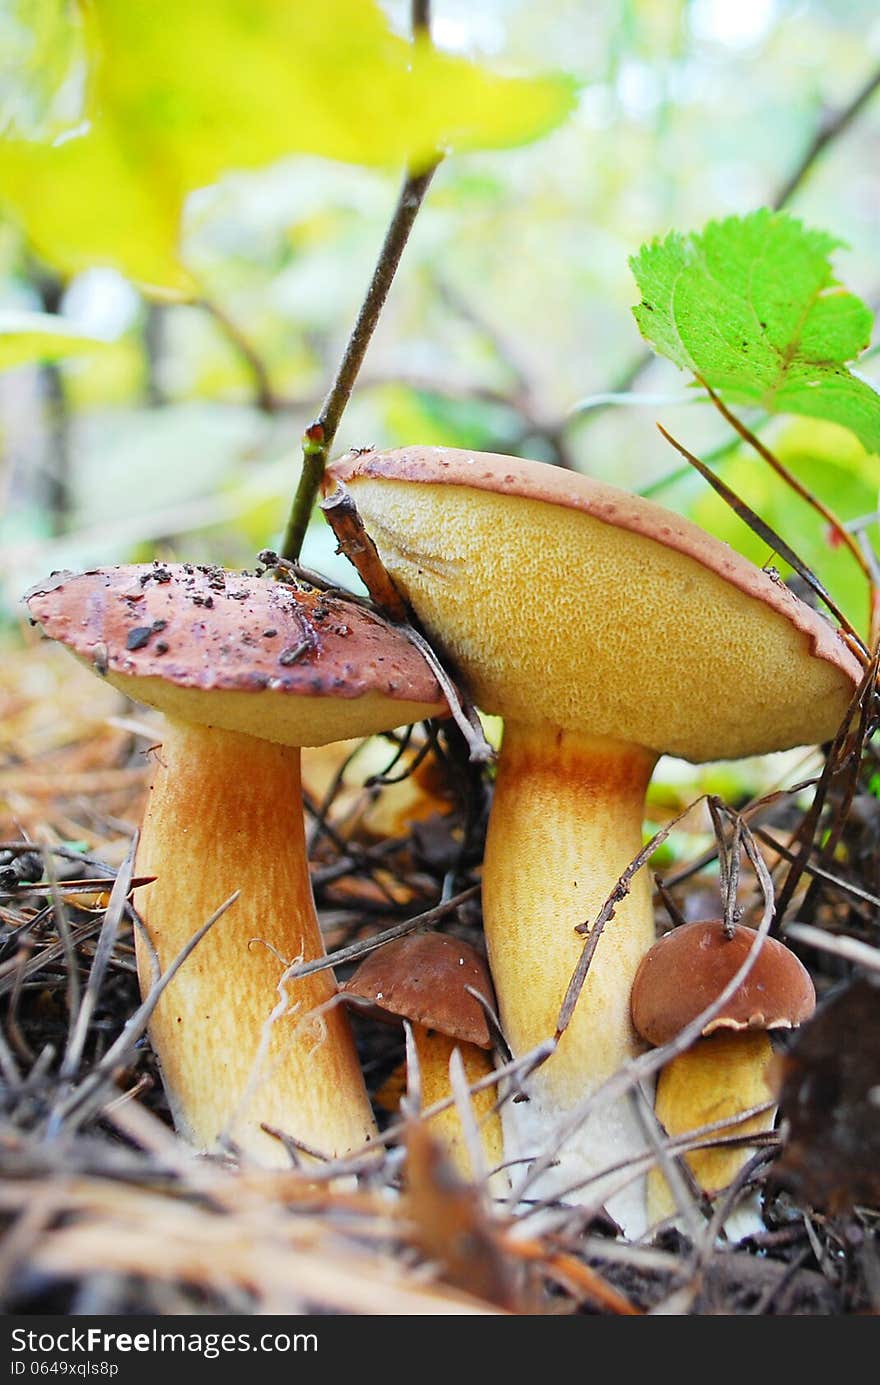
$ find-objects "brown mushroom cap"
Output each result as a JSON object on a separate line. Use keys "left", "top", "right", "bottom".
{"left": 340, "top": 932, "right": 496, "bottom": 1048}
{"left": 25, "top": 564, "right": 447, "bottom": 746}
{"left": 630, "top": 920, "right": 816, "bottom": 1045}
{"left": 328, "top": 446, "right": 862, "bottom": 762}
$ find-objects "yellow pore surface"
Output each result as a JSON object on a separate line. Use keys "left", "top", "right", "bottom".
{"left": 348, "top": 479, "right": 856, "bottom": 762}
{"left": 103, "top": 672, "right": 441, "bottom": 750}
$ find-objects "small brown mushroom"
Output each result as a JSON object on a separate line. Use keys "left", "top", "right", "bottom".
{"left": 25, "top": 564, "right": 447, "bottom": 1166}
{"left": 630, "top": 919, "right": 816, "bottom": 1229}
{"left": 341, "top": 931, "right": 503, "bottom": 1184}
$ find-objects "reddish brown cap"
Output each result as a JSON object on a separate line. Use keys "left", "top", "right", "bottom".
{"left": 328, "top": 446, "right": 862, "bottom": 762}
{"left": 24, "top": 564, "right": 447, "bottom": 747}
{"left": 630, "top": 920, "right": 816, "bottom": 1045}
{"left": 340, "top": 932, "right": 496, "bottom": 1048}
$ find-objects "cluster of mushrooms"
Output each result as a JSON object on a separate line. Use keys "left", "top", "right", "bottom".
{"left": 25, "top": 446, "right": 862, "bottom": 1240}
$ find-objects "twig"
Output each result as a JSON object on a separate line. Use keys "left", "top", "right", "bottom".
{"left": 59, "top": 835, "right": 138, "bottom": 1082}
{"left": 283, "top": 883, "right": 481, "bottom": 982}
{"left": 198, "top": 297, "right": 276, "bottom": 413}
{"left": 772, "top": 652, "right": 876, "bottom": 925}
{"left": 698, "top": 378, "right": 874, "bottom": 594}
{"left": 319, "top": 483, "right": 409, "bottom": 619}
{"left": 784, "top": 921, "right": 880, "bottom": 974}
{"left": 772, "top": 63, "right": 880, "bottom": 210}
{"left": 280, "top": 156, "right": 439, "bottom": 562}
{"left": 281, "top": 19, "right": 442, "bottom": 563}
{"left": 556, "top": 793, "right": 711, "bottom": 1040}
{"left": 656, "top": 421, "right": 869, "bottom": 658}
{"left": 395, "top": 622, "right": 495, "bottom": 764}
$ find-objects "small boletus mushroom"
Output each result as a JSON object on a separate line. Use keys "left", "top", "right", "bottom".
{"left": 326, "top": 445, "right": 860, "bottom": 1231}
{"left": 340, "top": 931, "right": 503, "bottom": 1183}
{"left": 630, "top": 919, "right": 816, "bottom": 1229}
{"left": 25, "top": 564, "right": 447, "bottom": 1165}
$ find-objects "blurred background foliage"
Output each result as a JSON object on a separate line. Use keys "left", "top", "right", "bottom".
{"left": 1, "top": 0, "right": 878, "bottom": 824}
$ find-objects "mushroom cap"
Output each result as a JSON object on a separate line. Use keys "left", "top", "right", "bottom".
{"left": 328, "top": 446, "right": 862, "bottom": 762}
{"left": 630, "top": 920, "right": 816, "bottom": 1045}
{"left": 340, "top": 932, "right": 496, "bottom": 1048}
{"left": 24, "top": 564, "right": 447, "bottom": 747}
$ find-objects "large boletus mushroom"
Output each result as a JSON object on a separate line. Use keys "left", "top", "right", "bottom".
{"left": 327, "top": 446, "right": 862, "bottom": 1232}
{"left": 25, "top": 564, "right": 447, "bottom": 1166}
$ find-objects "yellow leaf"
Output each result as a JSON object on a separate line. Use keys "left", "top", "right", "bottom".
{"left": 0, "top": 127, "right": 194, "bottom": 294}
{"left": 87, "top": 1, "right": 576, "bottom": 175}
{"left": 0, "top": 0, "right": 574, "bottom": 292}
{"left": 0, "top": 309, "right": 109, "bottom": 370}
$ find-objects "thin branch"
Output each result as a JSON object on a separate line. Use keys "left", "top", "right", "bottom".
{"left": 772, "top": 63, "right": 880, "bottom": 210}
{"left": 59, "top": 834, "right": 138, "bottom": 1082}
{"left": 198, "top": 297, "right": 277, "bottom": 413}
{"left": 284, "top": 883, "right": 481, "bottom": 982}
{"left": 278, "top": 1, "right": 439, "bottom": 560}
{"left": 699, "top": 377, "right": 874, "bottom": 590}
{"left": 319, "top": 483, "right": 409, "bottom": 619}
{"left": 280, "top": 158, "right": 439, "bottom": 562}
{"left": 656, "top": 422, "right": 869, "bottom": 657}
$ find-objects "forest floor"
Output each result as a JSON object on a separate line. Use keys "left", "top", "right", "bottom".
{"left": 1, "top": 625, "right": 879, "bottom": 1317}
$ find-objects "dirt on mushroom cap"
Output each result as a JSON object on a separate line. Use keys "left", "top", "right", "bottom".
{"left": 25, "top": 564, "right": 448, "bottom": 748}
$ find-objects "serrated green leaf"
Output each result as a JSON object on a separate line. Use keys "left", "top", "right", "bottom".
{"left": 630, "top": 209, "right": 880, "bottom": 453}
{"left": 0, "top": 0, "right": 575, "bottom": 292}
{"left": 0, "top": 309, "right": 110, "bottom": 369}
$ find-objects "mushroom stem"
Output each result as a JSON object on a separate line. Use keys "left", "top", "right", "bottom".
{"left": 411, "top": 1026, "right": 504, "bottom": 1183}
{"left": 134, "top": 718, "right": 376, "bottom": 1164}
{"left": 649, "top": 1030, "right": 776, "bottom": 1232}
{"left": 484, "top": 720, "right": 658, "bottom": 1230}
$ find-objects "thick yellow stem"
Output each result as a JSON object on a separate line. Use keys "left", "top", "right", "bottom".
{"left": 133, "top": 719, "right": 376, "bottom": 1164}
{"left": 483, "top": 721, "right": 658, "bottom": 1229}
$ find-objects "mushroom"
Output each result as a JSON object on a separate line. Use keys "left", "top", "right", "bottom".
{"left": 630, "top": 919, "right": 816, "bottom": 1230}
{"left": 25, "top": 563, "right": 447, "bottom": 1166}
{"left": 340, "top": 931, "right": 503, "bottom": 1184}
{"left": 325, "top": 445, "right": 861, "bottom": 1231}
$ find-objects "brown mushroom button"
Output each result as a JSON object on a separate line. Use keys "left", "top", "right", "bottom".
{"left": 341, "top": 932, "right": 495, "bottom": 1049}
{"left": 630, "top": 920, "right": 817, "bottom": 1046}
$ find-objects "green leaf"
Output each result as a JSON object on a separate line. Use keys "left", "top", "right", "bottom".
{"left": 630, "top": 209, "right": 880, "bottom": 453}
{"left": 0, "top": 1, "right": 575, "bottom": 292}
{"left": 0, "top": 309, "right": 110, "bottom": 369}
